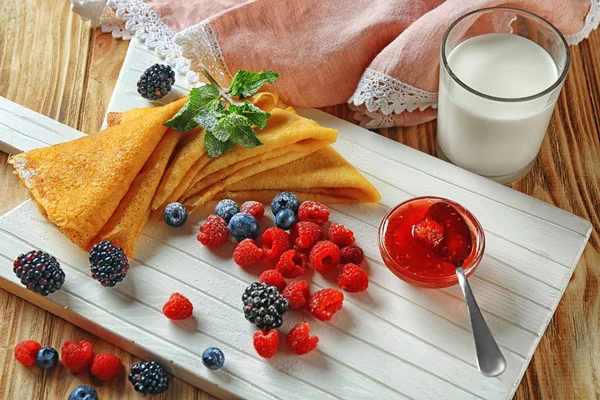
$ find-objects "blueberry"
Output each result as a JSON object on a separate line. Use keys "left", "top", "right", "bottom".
{"left": 271, "top": 192, "right": 299, "bottom": 216}
{"left": 163, "top": 202, "right": 188, "bottom": 227}
{"left": 275, "top": 209, "right": 297, "bottom": 230}
{"left": 215, "top": 199, "right": 239, "bottom": 223}
{"left": 202, "top": 347, "right": 225, "bottom": 370}
{"left": 228, "top": 212, "right": 259, "bottom": 242}
{"left": 69, "top": 385, "right": 98, "bottom": 400}
{"left": 36, "top": 346, "right": 58, "bottom": 369}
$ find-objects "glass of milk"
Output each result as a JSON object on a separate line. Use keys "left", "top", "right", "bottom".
{"left": 437, "top": 8, "right": 570, "bottom": 184}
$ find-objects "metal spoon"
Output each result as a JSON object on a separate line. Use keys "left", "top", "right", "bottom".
{"left": 455, "top": 266, "right": 507, "bottom": 376}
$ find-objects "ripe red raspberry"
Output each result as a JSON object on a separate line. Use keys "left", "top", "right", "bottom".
{"left": 276, "top": 249, "right": 307, "bottom": 278}
{"left": 413, "top": 218, "right": 445, "bottom": 250}
{"left": 240, "top": 201, "right": 265, "bottom": 219}
{"left": 308, "top": 288, "right": 344, "bottom": 321}
{"left": 339, "top": 245, "right": 365, "bottom": 264}
{"left": 338, "top": 263, "right": 369, "bottom": 292}
{"left": 291, "top": 221, "right": 322, "bottom": 249}
{"left": 14, "top": 340, "right": 41, "bottom": 366}
{"left": 298, "top": 201, "right": 330, "bottom": 225}
{"left": 162, "top": 292, "right": 194, "bottom": 320}
{"left": 328, "top": 223, "right": 355, "bottom": 247}
{"left": 233, "top": 239, "right": 264, "bottom": 267}
{"left": 259, "top": 269, "right": 287, "bottom": 291}
{"left": 282, "top": 280, "right": 310, "bottom": 310}
{"left": 253, "top": 329, "right": 279, "bottom": 359}
{"left": 90, "top": 353, "right": 122, "bottom": 381}
{"left": 61, "top": 340, "right": 94, "bottom": 373}
{"left": 287, "top": 322, "right": 319, "bottom": 355}
{"left": 197, "top": 215, "right": 228, "bottom": 248}
{"left": 261, "top": 227, "right": 292, "bottom": 260}
{"left": 309, "top": 241, "right": 340, "bottom": 272}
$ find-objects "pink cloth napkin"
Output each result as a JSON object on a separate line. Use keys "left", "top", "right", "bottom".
{"left": 74, "top": 0, "right": 599, "bottom": 128}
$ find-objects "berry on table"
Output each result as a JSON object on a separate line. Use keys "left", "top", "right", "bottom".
{"left": 240, "top": 201, "right": 264, "bottom": 219}
{"left": 242, "top": 282, "right": 289, "bottom": 330}
{"left": 228, "top": 212, "right": 260, "bottom": 242}
{"left": 340, "top": 245, "right": 365, "bottom": 264}
{"left": 282, "top": 280, "right": 311, "bottom": 310}
{"left": 202, "top": 347, "right": 225, "bottom": 370}
{"left": 61, "top": 340, "right": 94, "bottom": 373}
{"left": 275, "top": 209, "right": 297, "bottom": 230}
{"left": 298, "top": 201, "right": 330, "bottom": 225}
{"left": 129, "top": 361, "right": 169, "bottom": 394}
{"left": 163, "top": 202, "right": 188, "bottom": 227}
{"left": 233, "top": 239, "right": 263, "bottom": 267}
{"left": 259, "top": 269, "right": 287, "bottom": 292}
{"left": 215, "top": 199, "right": 239, "bottom": 223}
{"left": 14, "top": 340, "right": 41, "bottom": 366}
{"left": 308, "top": 288, "right": 344, "bottom": 321}
{"left": 291, "top": 221, "right": 322, "bottom": 249}
{"left": 338, "top": 263, "right": 369, "bottom": 292}
{"left": 68, "top": 385, "right": 98, "bottom": 400}
{"left": 13, "top": 250, "right": 66, "bottom": 296}
{"left": 90, "top": 353, "right": 122, "bottom": 381}
{"left": 137, "top": 64, "right": 175, "bottom": 101}
{"left": 287, "top": 322, "right": 319, "bottom": 355}
{"left": 271, "top": 192, "right": 300, "bottom": 216}
{"left": 328, "top": 223, "right": 355, "bottom": 247}
{"left": 253, "top": 329, "right": 279, "bottom": 359}
{"left": 162, "top": 292, "right": 194, "bottom": 320}
{"left": 89, "top": 241, "right": 129, "bottom": 287}
{"left": 36, "top": 346, "right": 59, "bottom": 369}
{"left": 276, "top": 249, "right": 307, "bottom": 278}
{"left": 197, "top": 215, "right": 228, "bottom": 248}
{"left": 309, "top": 241, "right": 341, "bottom": 273}
{"left": 261, "top": 227, "right": 292, "bottom": 260}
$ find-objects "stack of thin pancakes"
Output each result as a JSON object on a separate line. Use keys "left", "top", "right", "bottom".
{"left": 9, "top": 93, "right": 381, "bottom": 256}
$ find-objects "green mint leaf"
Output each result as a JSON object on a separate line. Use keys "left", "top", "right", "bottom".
{"left": 213, "top": 113, "right": 263, "bottom": 149}
{"left": 228, "top": 70, "right": 279, "bottom": 99}
{"left": 165, "top": 85, "right": 219, "bottom": 131}
{"left": 228, "top": 101, "right": 270, "bottom": 129}
{"left": 205, "top": 131, "right": 236, "bottom": 158}
{"left": 193, "top": 98, "right": 225, "bottom": 135}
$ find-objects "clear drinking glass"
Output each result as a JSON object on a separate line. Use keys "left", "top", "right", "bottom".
{"left": 436, "top": 7, "right": 570, "bottom": 184}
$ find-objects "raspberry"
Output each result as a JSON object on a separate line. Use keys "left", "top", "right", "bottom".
{"left": 413, "top": 218, "right": 445, "bottom": 251}
{"left": 162, "top": 292, "right": 193, "bottom": 320}
{"left": 62, "top": 340, "right": 94, "bottom": 373}
{"left": 298, "top": 201, "right": 330, "bottom": 225}
{"left": 14, "top": 340, "right": 41, "bottom": 366}
{"left": 309, "top": 241, "right": 340, "bottom": 273}
{"left": 276, "top": 249, "right": 307, "bottom": 278}
{"left": 233, "top": 239, "right": 263, "bottom": 267}
{"left": 338, "top": 263, "right": 369, "bottom": 292}
{"left": 282, "top": 280, "right": 310, "bottom": 310}
{"left": 259, "top": 270, "right": 287, "bottom": 291}
{"left": 197, "top": 215, "right": 228, "bottom": 248}
{"left": 340, "top": 245, "right": 365, "bottom": 264}
{"left": 328, "top": 223, "right": 355, "bottom": 247}
{"left": 287, "top": 322, "right": 319, "bottom": 355}
{"left": 253, "top": 329, "right": 279, "bottom": 359}
{"left": 308, "top": 288, "right": 344, "bottom": 321}
{"left": 240, "top": 201, "right": 264, "bottom": 219}
{"left": 90, "top": 353, "right": 122, "bottom": 381}
{"left": 291, "top": 221, "right": 322, "bottom": 249}
{"left": 261, "top": 228, "right": 292, "bottom": 260}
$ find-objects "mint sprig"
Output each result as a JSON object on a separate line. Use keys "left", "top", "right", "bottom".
{"left": 165, "top": 69, "right": 279, "bottom": 158}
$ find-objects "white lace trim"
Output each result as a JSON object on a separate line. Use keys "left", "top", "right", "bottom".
{"left": 565, "top": 0, "right": 600, "bottom": 45}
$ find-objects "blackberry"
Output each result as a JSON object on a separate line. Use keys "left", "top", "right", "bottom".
{"left": 242, "top": 282, "right": 289, "bottom": 330}
{"left": 89, "top": 241, "right": 129, "bottom": 287}
{"left": 128, "top": 361, "right": 169, "bottom": 394}
{"left": 137, "top": 64, "right": 175, "bottom": 101}
{"left": 13, "top": 250, "right": 65, "bottom": 296}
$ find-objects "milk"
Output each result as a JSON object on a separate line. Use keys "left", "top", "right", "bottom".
{"left": 437, "top": 33, "right": 560, "bottom": 180}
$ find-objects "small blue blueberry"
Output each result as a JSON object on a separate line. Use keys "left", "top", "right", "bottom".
{"left": 215, "top": 199, "right": 239, "bottom": 223}
{"left": 202, "top": 347, "right": 225, "bottom": 370}
{"left": 228, "top": 212, "right": 260, "bottom": 242}
{"left": 275, "top": 209, "right": 297, "bottom": 230}
{"left": 36, "top": 346, "right": 58, "bottom": 369}
{"left": 163, "top": 202, "right": 188, "bottom": 227}
{"left": 68, "top": 385, "right": 99, "bottom": 400}
{"left": 271, "top": 192, "right": 300, "bottom": 216}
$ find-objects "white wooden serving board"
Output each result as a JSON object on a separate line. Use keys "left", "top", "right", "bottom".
{"left": 0, "top": 38, "right": 592, "bottom": 400}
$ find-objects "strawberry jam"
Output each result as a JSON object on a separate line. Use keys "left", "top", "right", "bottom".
{"left": 379, "top": 197, "right": 485, "bottom": 288}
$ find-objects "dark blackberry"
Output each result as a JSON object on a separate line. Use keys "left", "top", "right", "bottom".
{"left": 137, "top": 64, "right": 175, "bottom": 101}
{"left": 13, "top": 250, "right": 66, "bottom": 296}
{"left": 242, "top": 282, "right": 289, "bottom": 330}
{"left": 128, "top": 361, "right": 169, "bottom": 394}
{"left": 89, "top": 241, "right": 129, "bottom": 287}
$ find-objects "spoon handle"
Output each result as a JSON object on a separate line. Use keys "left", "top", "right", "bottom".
{"left": 455, "top": 266, "right": 507, "bottom": 377}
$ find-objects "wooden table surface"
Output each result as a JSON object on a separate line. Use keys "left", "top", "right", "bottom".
{"left": 0, "top": 1, "right": 598, "bottom": 399}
